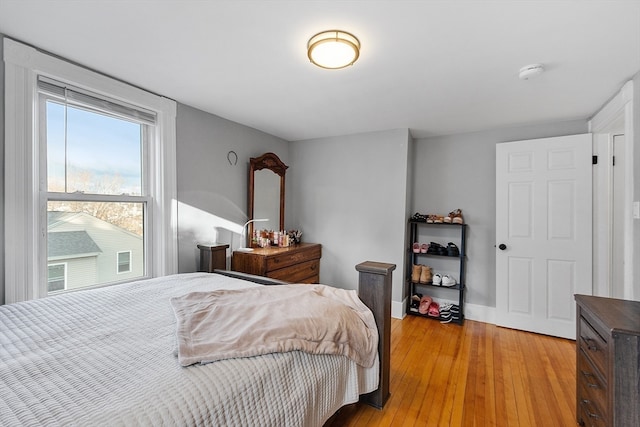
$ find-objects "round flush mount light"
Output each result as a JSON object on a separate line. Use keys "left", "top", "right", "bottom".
{"left": 307, "top": 30, "right": 360, "bottom": 69}
{"left": 519, "top": 63, "right": 545, "bottom": 80}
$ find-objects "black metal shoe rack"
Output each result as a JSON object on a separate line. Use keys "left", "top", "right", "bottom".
{"left": 406, "top": 219, "right": 466, "bottom": 324}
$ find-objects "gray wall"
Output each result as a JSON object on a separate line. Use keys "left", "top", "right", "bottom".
{"left": 288, "top": 129, "right": 411, "bottom": 307}
{"left": 412, "top": 120, "right": 588, "bottom": 309}
{"left": 176, "top": 104, "right": 289, "bottom": 272}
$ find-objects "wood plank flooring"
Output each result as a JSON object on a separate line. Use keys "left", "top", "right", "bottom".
{"left": 326, "top": 316, "right": 576, "bottom": 426}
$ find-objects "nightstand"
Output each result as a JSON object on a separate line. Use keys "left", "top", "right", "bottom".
{"left": 197, "top": 243, "right": 229, "bottom": 272}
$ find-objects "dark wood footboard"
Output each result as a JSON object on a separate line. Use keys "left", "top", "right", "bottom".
{"left": 213, "top": 262, "right": 394, "bottom": 410}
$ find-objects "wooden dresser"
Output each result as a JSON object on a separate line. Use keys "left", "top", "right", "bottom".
{"left": 575, "top": 294, "right": 640, "bottom": 427}
{"left": 231, "top": 243, "right": 321, "bottom": 283}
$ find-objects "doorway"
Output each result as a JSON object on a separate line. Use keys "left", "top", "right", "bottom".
{"left": 590, "top": 80, "right": 634, "bottom": 300}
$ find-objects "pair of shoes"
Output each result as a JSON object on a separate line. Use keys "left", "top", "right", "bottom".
{"left": 444, "top": 209, "right": 464, "bottom": 224}
{"left": 432, "top": 274, "right": 456, "bottom": 287}
{"left": 439, "top": 303, "right": 455, "bottom": 323}
{"left": 411, "top": 212, "right": 427, "bottom": 222}
{"left": 418, "top": 296, "right": 432, "bottom": 315}
{"left": 447, "top": 242, "right": 459, "bottom": 257}
{"left": 409, "top": 293, "right": 422, "bottom": 312}
{"left": 412, "top": 243, "right": 431, "bottom": 254}
{"left": 411, "top": 265, "right": 433, "bottom": 283}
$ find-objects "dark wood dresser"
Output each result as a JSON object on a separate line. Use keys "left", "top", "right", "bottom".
{"left": 231, "top": 243, "right": 321, "bottom": 283}
{"left": 575, "top": 294, "right": 640, "bottom": 426}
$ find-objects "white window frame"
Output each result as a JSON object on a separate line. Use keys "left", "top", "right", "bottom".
{"left": 117, "top": 251, "right": 132, "bottom": 274}
{"left": 4, "top": 38, "right": 177, "bottom": 303}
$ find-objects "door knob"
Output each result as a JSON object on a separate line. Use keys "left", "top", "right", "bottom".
{"left": 498, "top": 244, "right": 507, "bottom": 250}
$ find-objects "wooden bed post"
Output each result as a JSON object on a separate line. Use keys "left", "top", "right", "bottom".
{"left": 356, "top": 261, "right": 395, "bottom": 409}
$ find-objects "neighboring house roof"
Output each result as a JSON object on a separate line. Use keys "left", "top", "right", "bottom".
{"left": 48, "top": 231, "right": 102, "bottom": 258}
{"left": 48, "top": 211, "right": 82, "bottom": 228}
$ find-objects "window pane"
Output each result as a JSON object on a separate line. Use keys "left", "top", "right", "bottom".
{"left": 117, "top": 251, "right": 131, "bottom": 273}
{"left": 46, "top": 100, "right": 143, "bottom": 196}
{"left": 48, "top": 201, "right": 144, "bottom": 292}
{"left": 47, "top": 264, "right": 66, "bottom": 292}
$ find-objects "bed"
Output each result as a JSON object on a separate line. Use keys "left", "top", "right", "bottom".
{"left": 0, "top": 266, "right": 391, "bottom": 426}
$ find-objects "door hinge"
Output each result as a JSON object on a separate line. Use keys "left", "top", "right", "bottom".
{"left": 592, "top": 155, "right": 598, "bottom": 165}
{"left": 612, "top": 156, "right": 615, "bottom": 166}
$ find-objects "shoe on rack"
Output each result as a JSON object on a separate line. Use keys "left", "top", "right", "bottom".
{"left": 411, "top": 265, "right": 422, "bottom": 282}
{"left": 447, "top": 242, "right": 460, "bottom": 257}
{"left": 411, "top": 212, "right": 427, "bottom": 222}
{"left": 418, "top": 296, "right": 432, "bottom": 315}
{"left": 412, "top": 242, "right": 420, "bottom": 253}
{"left": 442, "top": 275, "right": 457, "bottom": 287}
{"left": 427, "top": 301, "right": 440, "bottom": 317}
{"left": 427, "top": 242, "right": 442, "bottom": 255}
{"left": 419, "top": 265, "right": 433, "bottom": 284}
{"left": 426, "top": 215, "right": 435, "bottom": 224}
{"left": 452, "top": 209, "right": 464, "bottom": 224}
{"left": 420, "top": 243, "right": 428, "bottom": 253}
{"left": 444, "top": 211, "right": 455, "bottom": 223}
{"left": 432, "top": 273, "right": 442, "bottom": 285}
{"left": 433, "top": 215, "right": 444, "bottom": 224}
{"left": 409, "top": 294, "right": 422, "bottom": 312}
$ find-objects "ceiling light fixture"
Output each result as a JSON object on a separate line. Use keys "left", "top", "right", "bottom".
{"left": 519, "top": 63, "right": 545, "bottom": 80}
{"left": 307, "top": 30, "right": 360, "bottom": 69}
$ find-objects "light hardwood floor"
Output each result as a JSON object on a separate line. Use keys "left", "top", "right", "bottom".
{"left": 327, "top": 316, "right": 577, "bottom": 426}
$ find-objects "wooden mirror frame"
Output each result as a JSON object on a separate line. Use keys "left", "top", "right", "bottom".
{"left": 248, "top": 152, "right": 288, "bottom": 245}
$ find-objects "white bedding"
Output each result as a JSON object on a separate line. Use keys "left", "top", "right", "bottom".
{"left": 0, "top": 273, "right": 379, "bottom": 427}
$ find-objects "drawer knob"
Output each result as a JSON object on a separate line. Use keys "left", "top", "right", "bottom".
{"left": 579, "top": 399, "right": 602, "bottom": 420}
{"left": 581, "top": 336, "right": 598, "bottom": 351}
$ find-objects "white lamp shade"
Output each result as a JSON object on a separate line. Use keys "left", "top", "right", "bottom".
{"left": 308, "top": 30, "right": 360, "bottom": 69}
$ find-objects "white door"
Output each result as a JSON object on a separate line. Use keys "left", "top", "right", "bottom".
{"left": 496, "top": 134, "right": 592, "bottom": 339}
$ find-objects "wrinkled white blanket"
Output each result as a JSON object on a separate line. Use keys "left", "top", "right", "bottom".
{"left": 171, "top": 284, "right": 378, "bottom": 368}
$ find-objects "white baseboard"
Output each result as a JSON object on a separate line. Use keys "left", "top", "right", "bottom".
{"left": 391, "top": 300, "right": 405, "bottom": 319}
{"left": 393, "top": 298, "right": 496, "bottom": 324}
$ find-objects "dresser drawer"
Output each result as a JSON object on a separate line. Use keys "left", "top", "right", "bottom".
{"left": 578, "top": 401, "right": 607, "bottom": 427}
{"left": 577, "top": 349, "right": 607, "bottom": 422}
{"left": 266, "top": 259, "right": 320, "bottom": 283}
{"left": 578, "top": 316, "right": 608, "bottom": 377}
{"left": 266, "top": 245, "right": 321, "bottom": 272}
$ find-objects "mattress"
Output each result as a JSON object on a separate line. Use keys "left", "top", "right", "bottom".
{"left": 0, "top": 273, "right": 378, "bottom": 426}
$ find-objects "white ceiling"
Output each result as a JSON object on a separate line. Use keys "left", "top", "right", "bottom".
{"left": 1, "top": 1, "right": 639, "bottom": 141}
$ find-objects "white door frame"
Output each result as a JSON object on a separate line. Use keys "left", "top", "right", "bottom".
{"left": 589, "top": 80, "right": 634, "bottom": 300}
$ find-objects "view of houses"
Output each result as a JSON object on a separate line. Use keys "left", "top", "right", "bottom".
{"left": 47, "top": 211, "right": 144, "bottom": 292}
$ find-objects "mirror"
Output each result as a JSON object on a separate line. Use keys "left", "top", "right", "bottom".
{"left": 248, "top": 152, "right": 288, "bottom": 245}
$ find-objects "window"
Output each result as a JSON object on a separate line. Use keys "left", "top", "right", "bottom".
{"left": 117, "top": 251, "right": 132, "bottom": 274}
{"left": 4, "top": 38, "right": 177, "bottom": 303}
{"left": 41, "top": 77, "right": 148, "bottom": 290}
{"left": 47, "top": 264, "right": 67, "bottom": 293}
